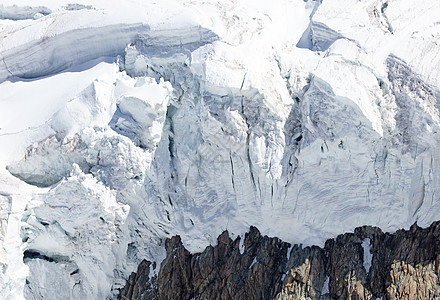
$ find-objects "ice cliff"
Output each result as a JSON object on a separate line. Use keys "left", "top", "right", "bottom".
{"left": 0, "top": 0, "right": 440, "bottom": 299}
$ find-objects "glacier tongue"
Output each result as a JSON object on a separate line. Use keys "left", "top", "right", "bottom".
{"left": 1, "top": 0, "right": 440, "bottom": 299}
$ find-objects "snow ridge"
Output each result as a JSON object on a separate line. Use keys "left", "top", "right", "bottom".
{"left": 0, "top": 23, "right": 150, "bottom": 82}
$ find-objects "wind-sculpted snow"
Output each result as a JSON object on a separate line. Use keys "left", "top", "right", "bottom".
{"left": 1, "top": 0, "right": 440, "bottom": 299}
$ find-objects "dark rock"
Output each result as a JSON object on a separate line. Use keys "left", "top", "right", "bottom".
{"left": 119, "top": 259, "right": 156, "bottom": 300}
{"left": 120, "top": 221, "right": 440, "bottom": 300}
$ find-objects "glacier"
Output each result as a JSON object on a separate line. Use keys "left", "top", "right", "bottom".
{"left": 0, "top": 0, "right": 440, "bottom": 298}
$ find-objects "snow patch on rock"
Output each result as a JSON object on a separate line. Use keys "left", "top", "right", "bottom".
{"left": 362, "top": 238, "right": 372, "bottom": 274}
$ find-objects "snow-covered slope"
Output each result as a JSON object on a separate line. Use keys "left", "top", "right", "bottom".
{"left": 1, "top": 0, "right": 440, "bottom": 298}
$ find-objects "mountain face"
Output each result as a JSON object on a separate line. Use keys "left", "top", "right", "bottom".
{"left": 120, "top": 222, "right": 440, "bottom": 300}
{"left": 0, "top": 0, "right": 440, "bottom": 299}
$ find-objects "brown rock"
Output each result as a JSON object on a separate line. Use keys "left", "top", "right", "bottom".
{"left": 119, "top": 259, "right": 156, "bottom": 300}
{"left": 120, "top": 221, "right": 440, "bottom": 300}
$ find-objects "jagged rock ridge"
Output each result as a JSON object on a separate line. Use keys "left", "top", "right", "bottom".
{"left": 120, "top": 221, "right": 440, "bottom": 300}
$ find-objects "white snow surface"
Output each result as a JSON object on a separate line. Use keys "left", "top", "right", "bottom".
{"left": 1, "top": 0, "right": 440, "bottom": 298}
{"left": 321, "top": 276, "right": 330, "bottom": 296}
{"left": 362, "top": 238, "right": 372, "bottom": 275}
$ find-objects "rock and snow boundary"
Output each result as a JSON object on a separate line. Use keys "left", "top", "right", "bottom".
{"left": 0, "top": 0, "right": 440, "bottom": 299}
{"left": 120, "top": 221, "right": 440, "bottom": 300}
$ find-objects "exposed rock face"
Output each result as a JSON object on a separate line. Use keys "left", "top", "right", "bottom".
{"left": 120, "top": 222, "right": 440, "bottom": 300}
{"left": 119, "top": 260, "right": 157, "bottom": 300}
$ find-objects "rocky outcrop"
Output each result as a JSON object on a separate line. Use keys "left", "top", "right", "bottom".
{"left": 119, "top": 260, "right": 157, "bottom": 300}
{"left": 120, "top": 221, "right": 440, "bottom": 300}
